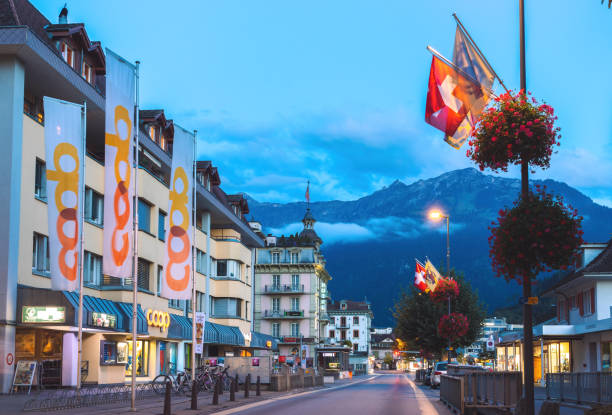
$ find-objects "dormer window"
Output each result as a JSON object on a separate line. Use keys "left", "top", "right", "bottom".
{"left": 290, "top": 252, "right": 299, "bottom": 264}
{"left": 61, "top": 43, "right": 74, "bottom": 68}
{"left": 82, "top": 62, "right": 93, "bottom": 83}
{"left": 160, "top": 133, "right": 167, "bottom": 151}
{"left": 149, "top": 126, "right": 157, "bottom": 141}
{"left": 341, "top": 302, "right": 347, "bottom": 310}
{"left": 271, "top": 252, "right": 280, "bottom": 264}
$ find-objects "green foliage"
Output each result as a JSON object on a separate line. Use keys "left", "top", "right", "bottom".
{"left": 394, "top": 270, "right": 486, "bottom": 356}
{"left": 341, "top": 340, "right": 352, "bottom": 348}
{"left": 383, "top": 354, "right": 394, "bottom": 366}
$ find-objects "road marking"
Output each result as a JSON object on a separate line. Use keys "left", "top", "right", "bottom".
{"left": 403, "top": 374, "right": 443, "bottom": 413}
{"left": 213, "top": 375, "right": 379, "bottom": 415}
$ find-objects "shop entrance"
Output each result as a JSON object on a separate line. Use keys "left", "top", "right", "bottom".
{"left": 158, "top": 341, "right": 177, "bottom": 375}
{"left": 15, "top": 329, "right": 63, "bottom": 387}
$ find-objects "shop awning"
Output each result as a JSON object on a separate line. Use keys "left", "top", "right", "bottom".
{"left": 116, "top": 302, "right": 149, "bottom": 335}
{"left": 250, "top": 331, "right": 279, "bottom": 350}
{"left": 208, "top": 322, "right": 244, "bottom": 346}
{"left": 168, "top": 313, "right": 192, "bottom": 340}
{"left": 63, "top": 292, "right": 125, "bottom": 331}
{"left": 203, "top": 321, "right": 219, "bottom": 344}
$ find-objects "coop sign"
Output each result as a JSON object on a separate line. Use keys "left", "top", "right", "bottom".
{"left": 146, "top": 309, "right": 170, "bottom": 331}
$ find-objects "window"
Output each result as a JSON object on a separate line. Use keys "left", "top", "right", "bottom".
{"left": 341, "top": 330, "right": 347, "bottom": 340}
{"left": 100, "top": 340, "right": 118, "bottom": 365}
{"left": 157, "top": 265, "right": 163, "bottom": 296}
{"left": 329, "top": 330, "right": 335, "bottom": 338}
{"left": 353, "top": 330, "right": 359, "bottom": 338}
{"left": 196, "top": 249, "right": 206, "bottom": 274}
{"left": 160, "top": 133, "right": 167, "bottom": 151}
{"left": 290, "top": 252, "right": 299, "bottom": 264}
{"left": 353, "top": 316, "right": 359, "bottom": 325}
{"left": 291, "top": 275, "right": 300, "bottom": 290}
{"left": 272, "top": 323, "right": 280, "bottom": 338}
{"left": 211, "top": 298, "right": 241, "bottom": 318}
{"left": 138, "top": 199, "right": 151, "bottom": 233}
{"left": 32, "top": 232, "right": 49, "bottom": 274}
{"left": 169, "top": 298, "right": 182, "bottom": 309}
{"left": 82, "top": 62, "right": 93, "bottom": 83}
{"left": 85, "top": 187, "right": 104, "bottom": 226}
{"left": 272, "top": 298, "right": 280, "bottom": 313}
{"left": 196, "top": 211, "right": 203, "bottom": 231}
{"left": 196, "top": 291, "right": 205, "bottom": 312}
{"left": 245, "top": 301, "right": 250, "bottom": 321}
{"left": 34, "top": 159, "right": 46, "bottom": 200}
{"left": 271, "top": 252, "right": 280, "bottom": 264}
{"left": 227, "top": 260, "right": 241, "bottom": 279}
{"left": 216, "top": 260, "right": 227, "bottom": 277}
{"left": 137, "top": 258, "right": 151, "bottom": 291}
{"left": 340, "top": 317, "right": 347, "bottom": 327}
{"left": 291, "top": 323, "right": 299, "bottom": 337}
{"left": 353, "top": 343, "right": 359, "bottom": 352}
{"left": 584, "top": 290, "right": 592, "bottom": 315}
{"left": 148, "top": 125, "right": 157, "bottom": 141}
{"left": 60, "top": 42, "right": 74, "bottom": 67}
{"left": 291, "top": 297, "right": 300, "bottom": 312}
{"left": 83, "top": 251, "right": 102, "bottom": 285}
{"left": 158, "top": 211, "right": 166, "bottom": 241}
{"left": 272, "top": 275, "right": 280, "bottom": 289}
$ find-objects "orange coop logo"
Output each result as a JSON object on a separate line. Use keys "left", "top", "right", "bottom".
{"left": 165, "top": 167, "right": 191, "bottom": 292}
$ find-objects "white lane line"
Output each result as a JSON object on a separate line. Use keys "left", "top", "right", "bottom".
{"left": 213, "top": 375, "right": 379, "bottom": 415}
{"left": 404, "top": 374, "right": 443, "bottom": 413}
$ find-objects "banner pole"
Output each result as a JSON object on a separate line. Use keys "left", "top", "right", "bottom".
{"left": 76, "top": 100, "right": 87, "bottom": 391}
{"left": 130, "top": 60, "right": 140, "bottom": 412}
{"left": 191, "top": 130, "right": 197, "bottom": 378}
{"left": 452, "top": 13, "right": 511, "bottom": 94}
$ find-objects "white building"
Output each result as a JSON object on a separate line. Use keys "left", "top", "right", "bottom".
{"left": 327, "top": 300, "right": 373, "bottom": 374}
{"left": 464, "top": 317, "right": 523, "bottom": 356}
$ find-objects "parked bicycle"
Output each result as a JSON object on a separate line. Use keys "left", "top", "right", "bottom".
{"left": 151, "top": 363, "right": 191, "bottom": 394}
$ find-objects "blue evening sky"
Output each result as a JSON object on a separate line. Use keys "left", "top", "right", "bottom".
{"left": 34, "top": 1, "right": 612, "bottom": 205}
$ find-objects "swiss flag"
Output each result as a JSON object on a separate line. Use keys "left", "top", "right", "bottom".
{"left": 415, "top": 261, "right": 428, "bottom": 292}
{"left": 425, "top": 56, "right": 486, "bottom": 144}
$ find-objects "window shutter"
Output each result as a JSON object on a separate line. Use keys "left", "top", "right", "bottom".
{"left": 590, "top": 287, "right": 595, "bottom": 315}
{"left": 578, "top": 293, "right": 584, "bottom": 316}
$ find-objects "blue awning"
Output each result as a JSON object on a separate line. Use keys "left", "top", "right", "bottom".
{"left": 63, "top": 292, "right": 126, "bottom": 331}
{"left": 204, "top": 321, "right": 219, "bottom": 344}
{"left": 208, "top": 322, "right": 244, "bottom": 346}
{"left": 229, "top": 326, "right": 245, "bottom": 345}
{"left": 116, "top": 302, "right": 149, "bottom": 335}
{"left": 168, "top": 313, "right": 192, "bottom": 340}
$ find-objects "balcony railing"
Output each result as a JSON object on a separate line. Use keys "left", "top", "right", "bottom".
{"left": 263, "top": 309, "right": 305, "bottom": 319}
{"left": 263, "top": 284, "right": 305, "bottom": 294}
{"left": 278, "top": 335, "right": 305, "bottom": 344}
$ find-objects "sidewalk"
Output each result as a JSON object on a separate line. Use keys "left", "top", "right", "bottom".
{"left": 0, "top": 376, "right": 369, "bottom": 414}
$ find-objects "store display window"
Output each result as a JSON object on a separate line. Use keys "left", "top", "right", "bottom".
{"left": 122, "top": 340, "right": 149, "bottom": 377}
{"left": 602, "top": 342, "right": 611, "bottom": 372}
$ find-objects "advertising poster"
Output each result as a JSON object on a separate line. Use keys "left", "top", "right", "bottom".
{"left": 194, "top": 312, "right": 205, "bottom": 354}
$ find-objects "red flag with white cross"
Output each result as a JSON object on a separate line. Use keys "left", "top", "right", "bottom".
{"left": 425, "top": 56, "right": 488, "bottom": 149}
{"left": 414, "top": 260, "right": 428, "bottom": 292}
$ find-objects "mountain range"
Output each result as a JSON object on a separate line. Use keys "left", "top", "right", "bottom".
{"left": 247, "top": 168, "right": 612, "bottom": 327}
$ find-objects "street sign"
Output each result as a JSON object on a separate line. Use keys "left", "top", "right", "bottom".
{"left": 518, "top": 297, "right": 539, "bottom": 305}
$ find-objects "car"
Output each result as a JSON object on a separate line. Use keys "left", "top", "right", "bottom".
{"left": 430, "top": 361, "right": 448, "bottom": 389}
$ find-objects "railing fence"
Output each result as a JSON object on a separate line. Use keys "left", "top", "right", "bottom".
{"left": 546, "top": 372, "right": 612, "bottom": 404}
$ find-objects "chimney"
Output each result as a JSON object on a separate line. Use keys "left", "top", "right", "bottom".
{"left": 58, "top": 4, "right": 68, "bottom": 24}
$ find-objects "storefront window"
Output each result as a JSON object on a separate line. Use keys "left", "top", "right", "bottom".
{"left": 549, "top": 343, "right": 560, "bottom": 373}
{"left": 496, "top": 347, "right": 506, "bottom": 371}
{"left": 602, "top": 342, "right": 611, "bottom": 373}
{"left": 507, "top": 347, "right": 515, "bottom": 371}
{"left": 123, "top": 340, "right": 149, "bottom": 377}
{"left": 560, "top": 342, "right": 570, "bottom": 372}
{"left": 100, "top": 341, "right": 118, "bottom": 365}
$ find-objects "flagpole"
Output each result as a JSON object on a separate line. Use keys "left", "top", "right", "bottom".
{"left": 130, "top": 60, "right": 140, "bottom": 412}
{"left": 191, "top": 129, "right": 197, "bottom": 380}
{"left": 426, "top": 45, "right": 498, "bottom": 99}
{"left": 76, "top": 100, "right": 86, "bottom": 391}
{"left": 452, "top": 13, "right": 511, "bottom": 94}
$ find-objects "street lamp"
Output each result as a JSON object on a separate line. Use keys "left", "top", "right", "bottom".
{"left": 428, "top": 208, "right": 452, "bottom": 364}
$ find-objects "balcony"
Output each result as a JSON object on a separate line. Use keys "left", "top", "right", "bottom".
{"left": 263, "top": 309, "right": 305, "bottom": 319}
{"left": 262, "top": 284, "right": 305, "bottom": 294}
{"left": 278, "top": 335, "right": 305, "bottom": 344}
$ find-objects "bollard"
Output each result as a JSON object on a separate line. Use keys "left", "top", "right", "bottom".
{"left": 163, "top": 380, "right": 172, "bottom": 415}
{"left": 219, "top": 375, "right": 224, "bottom": 396}
{"left": 244, "top": 374, "right": 250, "bottom": 398}
{"left": 230, "top": 378, "right": 236, "bottom": 402}
{"left": 235, "top": 373, "right": 239, "bottom": 393}
{"left": 190, "top": 379, "right": 198, "bottom": 410}
{"left": 256, "top": 376, "right": 261, "bottom": 396}
{"left": 212, "top": 378, "right": 219, "bottom": 405}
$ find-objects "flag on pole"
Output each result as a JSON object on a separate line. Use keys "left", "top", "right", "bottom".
{"left": 305, "top": 181, "right": 310, "bottom": 203}
{"left": 162, "top": 126, "right": 195, "bottom": 300}
{"left": 43, "top": 97, "right": 83, "bottom": 291}
{"left": 414, "top": 260, "right": 428, "bottom": 292}
{"left": 103, "top": 49, "right": 136, "bottom": 278}
{"left": 424, "top": 260, "right": 443, "bottom": 289}
{"left": 425, "top": 55, "right": 490, "bottom": 150}
{"left": 443, "top": 26, "right": 495, "bottom": 149}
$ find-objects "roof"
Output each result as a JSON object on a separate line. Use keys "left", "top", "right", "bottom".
{"left": 371, "top": 333, "right": 395, "bottom": 343}
{"left": 546, "top": 240, "right": 612, "bottom": 293}
{"left": 328, "top": 300, "right": 371, "bottom": 313}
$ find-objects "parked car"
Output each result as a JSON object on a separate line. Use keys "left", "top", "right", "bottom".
{"left": 430, "top": 361, "right": 448, "bottom": 388}
{"left": 423, "top": 367, "right": 433, "bottom": 386}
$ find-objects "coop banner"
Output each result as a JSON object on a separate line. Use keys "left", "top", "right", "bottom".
{"left": 43, "top": 97, "right": 84, "bottom": 291}
{"left": 103, "top": 49, "right": 135, "bottom": 278}
{"left": 194, "top": 312, "right": 206, "bottom": 354}
{"left": 162, "top": 127, "right": 194, "bottom": 299}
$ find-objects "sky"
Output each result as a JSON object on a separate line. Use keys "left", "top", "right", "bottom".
{"left": 33, "top": 0, "right": 612, "bottom": 206}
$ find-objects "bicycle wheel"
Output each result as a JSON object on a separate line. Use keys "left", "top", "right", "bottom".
{"left": 223, "top": 376, "right": 232, "bottom": 391}
{"left": 201, "top": 373, "right": 213, "bottom": 392}
{"left": 151, "top": 375, "right": 170, "bottom": 394}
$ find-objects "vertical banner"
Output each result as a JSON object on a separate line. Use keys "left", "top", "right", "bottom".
{"left": 162, "top": 127, "right": 194, "bottom": 299}
{"left": 194, "top": 312, "right": 205, "bottom": 354}
{"left": 43, "top": 97, "right": 83, "bottom": 292}
{"left": 103, "top": 49, "right": 136, "bottom": 278}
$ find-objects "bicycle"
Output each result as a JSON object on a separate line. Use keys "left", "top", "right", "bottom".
{"left": 151, "top": 364, "right": 191, "bottom": 395}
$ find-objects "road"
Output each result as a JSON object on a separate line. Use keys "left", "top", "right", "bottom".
{"left": 215, "top": 372, "right": 451, "bottom": 415}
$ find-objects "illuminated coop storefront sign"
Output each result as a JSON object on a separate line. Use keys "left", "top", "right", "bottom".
{"left": 146, "top": 309, "right": 170, "bottom": 331}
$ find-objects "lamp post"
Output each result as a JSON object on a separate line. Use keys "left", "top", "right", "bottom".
{"left": 428, "top": 209, "right": 451, "bottom": 363}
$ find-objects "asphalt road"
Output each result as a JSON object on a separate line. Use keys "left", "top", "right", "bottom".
{"left": 215, "top": 372, "right": 452, "bottom": 415}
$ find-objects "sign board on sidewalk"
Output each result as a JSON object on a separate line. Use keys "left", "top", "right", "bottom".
{"left": 13, "top": 360, "right": 37, "bottom": 394}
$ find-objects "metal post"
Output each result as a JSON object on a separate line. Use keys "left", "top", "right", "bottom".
{"left": 130, "top": 60, "right": 140, "bottom": 411}
{"left": 191, "top": 130, "right": 197, "bottom": 379}
{"left": 76, "top": 100, "right": 86, "bottom": 391}
{"left": 446, "top": 215, "right": 451, "bottom": 364}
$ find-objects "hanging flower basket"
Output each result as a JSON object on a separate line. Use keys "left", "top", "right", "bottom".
{"left": 438, "top": 313, "right": 469, "bottom": 340}
{"left": 430, "top": 278, "right": 459, "bottom": 303}
{"left": 466, "top": 91, "right": 561, "bottom": 172}
{"left": 489, "top": 187, "right": 583, "bottom": 283}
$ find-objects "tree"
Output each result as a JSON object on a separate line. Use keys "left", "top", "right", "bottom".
{"left": 394, "top": 270, "right": 486, "bottom": 357}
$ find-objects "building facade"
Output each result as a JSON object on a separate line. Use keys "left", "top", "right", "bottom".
{"left": 370, "top": 328, "right": 396, "bottom": 369}
{"left": 496, "top": 241, "right": 612, "bottom": 384}
{"left": 0, "top": 0, "right": 268, "bottom": 392}
{"left": 252, "top": 209, "right": 331, "bottom": 367}
{"left": 464, "top": 317, "right": 522, "bottom": 357}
